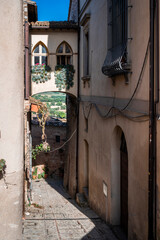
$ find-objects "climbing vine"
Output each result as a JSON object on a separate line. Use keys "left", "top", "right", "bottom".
{"left": 30, "top": 96, "right": 49, "bottom": 143}
{"left": 54, "top": 64, "right": 75, "bottom": 91}
{"left": 31, "top": 64, "right": 51, "bottom": 84}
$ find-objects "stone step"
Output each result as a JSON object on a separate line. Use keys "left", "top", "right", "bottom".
{"left": 76, "top": 193, "right": 88, "bottom": 207}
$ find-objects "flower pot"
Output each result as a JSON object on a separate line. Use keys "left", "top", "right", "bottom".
{"left": 32, "top": 175, "right": 37, "bottom": 180}
{"left": 44, "top": 174, "right": 48, "bottom": 179}
{"left": 31, "top": 104, "right": 39, "bottom": 113}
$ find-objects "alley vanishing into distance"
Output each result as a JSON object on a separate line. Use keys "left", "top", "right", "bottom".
{"left": 22, "top": 178, "right": 121, "bottom": 240}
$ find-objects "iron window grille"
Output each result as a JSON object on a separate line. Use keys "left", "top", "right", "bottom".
{"left": 102, "top": 0, "right": 131, "bottom": 77}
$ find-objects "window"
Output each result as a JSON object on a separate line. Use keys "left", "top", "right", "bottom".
{"left": 84, "top": 31, "right": 89, "bottom": 76}
{"left": 32, "top": 42, "right": 48, "bottom": 65}
{"left": 80, "top": 13, "right": 90, "bottom": 77}
{"left": 56, "top": 42, "right": 72, "bottom": 65}
{"left": 56, "top": 135, "right": 60, "bottom": 143}
{"left": 102, "top": 0, "right": 130, "bottom": 77}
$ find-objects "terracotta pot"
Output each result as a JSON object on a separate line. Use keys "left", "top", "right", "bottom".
{"left": 31, "top": 104, "right": 39, "bottom": 113}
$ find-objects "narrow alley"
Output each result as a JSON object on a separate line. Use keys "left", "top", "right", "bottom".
{"left": 22, "top": 178, "right": 119, "bottom": 240}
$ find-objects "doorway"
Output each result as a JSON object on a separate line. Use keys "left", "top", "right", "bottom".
{"left": 111, "top": 127, "right": 128, "bottom": 236}
{"left": 83, "top": 140, "right": 89, "bottom": 198}
{"left": 120, "top": 132, "right": 128, "bottom": 235}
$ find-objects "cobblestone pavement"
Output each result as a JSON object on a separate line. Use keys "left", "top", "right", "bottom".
{"left": 22, "top": 178, "right": 119, "bottom": 240}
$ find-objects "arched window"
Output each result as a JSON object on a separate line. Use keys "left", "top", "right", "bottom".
{"left": 32, "top": 42, "right": 48, "bottom": 65}
{"left": 56, "top": 42, "right": 72, "bottom": 65}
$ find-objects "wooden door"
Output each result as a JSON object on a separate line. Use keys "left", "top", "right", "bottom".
{"left": 120, "top": 132, "right": 128, "bottom": 235}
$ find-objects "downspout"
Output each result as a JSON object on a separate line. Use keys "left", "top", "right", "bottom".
{"left": 155, "top": 0, "right": 159, "bottom": 237}
{"left": 76, "top": 0, "right": 80, "bottom": 193}
{"left": 148, "top": 0, "right": 156, "bottom": 239}
{"left": 155, "top": 0, "right": 159, "bottom": 105}
{"left": 24, "top": 21, "right": 30, "bottom": 100}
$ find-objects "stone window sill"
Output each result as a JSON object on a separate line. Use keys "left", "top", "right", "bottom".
{"left": 81, "top": 75, "right": 91, "bottom": 88}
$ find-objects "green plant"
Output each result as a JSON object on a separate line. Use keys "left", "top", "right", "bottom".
{"left": 43, "top": 166, "right": 49, "bottom": 174}
{"left": 38, "top": 174, "right": 42, "bottom": 179}
{"left": 54, "top": 64, "right": 75, "bottom": 90}
{"left": 32, "top": 143, "right": 50, "bottom": 160}
{"left": 0, "top": 159, "right": 6, "bottom": 171}
{"left": 32, "top": 167, "right": 38, "bottom": 176}
{"left": 31, "top": 64, "right": 51, "bottom": 84}
{"left": 41, "top": 172, "right": 45, "bottom": 178}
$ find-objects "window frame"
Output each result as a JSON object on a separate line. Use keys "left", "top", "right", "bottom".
{"left": 102, "top": 0, "right": 130, "bottom": 77}
{"left": 32, "top": 42, "right": 49, "bottom": 66}
{"left": 56, "top": 42, "right": 73, "bottom": 65}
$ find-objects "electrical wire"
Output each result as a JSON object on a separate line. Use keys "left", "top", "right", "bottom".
{"left": 81, "top": 39, "right": 150, "bottom": 122}
{"left": 82, "top": 102, "right": 92, "bottom": 119}
{"left": 49, "top": 129, "right": 77, "bottom": 153}
{"left": 121, "top": 39, "right": 150, "bottom": 111}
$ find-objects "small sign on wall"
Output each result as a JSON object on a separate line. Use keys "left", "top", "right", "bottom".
{"left": 103, "top": 181, "right": 108, "bottom": 197}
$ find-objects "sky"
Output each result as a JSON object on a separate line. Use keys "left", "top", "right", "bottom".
{"left": 33, "top": 0, "right": 70, "bottom": 21}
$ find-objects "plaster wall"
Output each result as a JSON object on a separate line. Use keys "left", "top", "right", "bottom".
{"left": 78, "top": 0, "right": 150, "bottom": 239}
{"left": 30, "top": 31, "right": 78, "bottom": 97}
{"left": 0, "top": 0, "right": 24, "bottom": 239}
{"left": 79, "top": 0, "right": 149, "bottom": 101}
{"left": 78, "top": 105, "right": 149, "bottom": 239}
{"left": 80, "top": 0, "right": 87, "bottom": 11}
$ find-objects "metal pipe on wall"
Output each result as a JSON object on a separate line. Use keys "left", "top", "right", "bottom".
{"left": 148, "top": 0, "right": 157, "bottom": 239}
{"left": 76, "top": 0, "right": 80, "bottom": 194}
{"left": 24, "top": 22, "right": 30, "bottom": 99}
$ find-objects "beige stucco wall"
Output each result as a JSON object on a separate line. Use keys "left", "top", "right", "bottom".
{"left": 30, "top": 31, "right": 78, "bottom": 97}
{"left": 78, "top": 0, "right": 150, "bottom": 239}
{"left": 78, "top": 106, "right": 148, "bottom": 239}
{"left": 79, "top": 0, "right": 149, "bottom": 100}
{"left": 0, "top": 0, "right": 24, "bottom": 239}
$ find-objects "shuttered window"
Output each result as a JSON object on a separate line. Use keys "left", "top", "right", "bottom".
{"left": 102, "top": 0, "right": 130, "bottom": 77}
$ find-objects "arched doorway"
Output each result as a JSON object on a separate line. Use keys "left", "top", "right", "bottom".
{"left": 111, "top": 126, "right": 128, "bottom": 236}
{"left": 120, "top": 132, "right": 128, "bottom": 235}
{"left": 84, "top": 140, "right": 89, "bottom": 192}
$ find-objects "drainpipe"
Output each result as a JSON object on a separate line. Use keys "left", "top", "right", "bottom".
{"left": 148, "top": 0, "right": 156, "bottom": 239}
{"left": 24, "top": 21, "right": 30, "bottom": 99}
{"left": 155, "top": 0, "right": 159, "bottom": 238}
{"left": 155, "top": 0, "right": 159, "bottom": 105}
{"left": 76, "top": 0, "right": 80, "bottom": 193}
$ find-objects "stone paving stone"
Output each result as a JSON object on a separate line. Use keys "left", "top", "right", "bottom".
{"left": 23, "top": 178, "right": 118, "bottom": 240}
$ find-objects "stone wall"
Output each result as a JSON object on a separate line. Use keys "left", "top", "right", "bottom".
{"left": 63, "top": 95, "right": 77, "bottom": 198}
{"left": 31, "top": 124, "right": 66, "bottom": 177}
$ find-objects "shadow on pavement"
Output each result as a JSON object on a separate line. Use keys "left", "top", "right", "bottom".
{"left": 44, "top": 176, "right": 127, "bottom": 240}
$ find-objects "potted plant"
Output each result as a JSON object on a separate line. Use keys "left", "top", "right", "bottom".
{"left": 0, "top": 159, "right": 6, "bottom": 172}
{"left": 54, "top": 64, "right": 75, "bottom": 90}
{"left": 32, "top": 167, "right": 38, "bottom": 180}
{"left": 31, "top": 64, "right": 51, "bottom": 84}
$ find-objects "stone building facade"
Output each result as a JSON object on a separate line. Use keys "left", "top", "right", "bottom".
{"left": 68, "top": 0, "right": 78, "bottom": 22}
{"left": 69, "top": 0, "right": 160, "bottom": 239}
{"left": 29, "top": 21, "right": 78, "bottom": 198}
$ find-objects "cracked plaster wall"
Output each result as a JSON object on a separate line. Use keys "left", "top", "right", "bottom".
{"left": 0, "top": 0, "right": 24, "bottom": 239}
